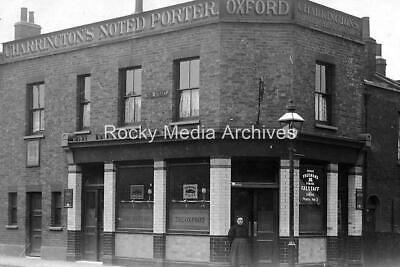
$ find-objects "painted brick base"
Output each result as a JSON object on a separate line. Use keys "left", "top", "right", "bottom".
{"left": 327, "top": 236, "right": 339, "bottom": 265}
{"left": 103, "top": 232, "right": 115, "bottom": 265}
{"left": 153, "top": 234, "right": 166, "bottom": 259}
{"left": 346, "top": 236, "right": 362, "bottom": 266}
{"left": 66, "top": 230, "right": 81, "bottom": 261}
{"left": 210, "top": 236, "right": 229, "bottom": 262}
{"left": 113, "top": 258, "right": 229, "bottom": 267}
{"left": 279, "top": 237, "right": 298, "bottom": 265}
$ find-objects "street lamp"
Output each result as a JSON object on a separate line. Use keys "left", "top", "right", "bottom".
{"left": 278, "top": 100, "right": 304, "bottom": 267}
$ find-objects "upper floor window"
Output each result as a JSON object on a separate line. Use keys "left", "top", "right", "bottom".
{"left": 315, "top": 63, "right": 333, "bottom": 124}
{"left": 120, "top": 67, "right": 142, "bottom": 124}
{"left": 176, "top": 58, "right": 199, "bottom": 120}
{"left": 77, "top": 75, "right": 91, "bottom": 129}
{"left": 28, "top": 83, "right": 45, "bottom": 134}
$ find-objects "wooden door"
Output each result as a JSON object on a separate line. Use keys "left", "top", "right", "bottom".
{"left": 253, "top": 189, "right": 278, "bottom": 266}
{"left": 82, "top": 189, "right": 103, "bottom": 261}
{"left": 231, "top": 188, "right": 278, "bottom": 266}
{"left": 28, "top": 192, "right": 42, "bottom": 256}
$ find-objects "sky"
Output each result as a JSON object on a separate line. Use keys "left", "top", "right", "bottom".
{"left": 0, "top": 0, "right": 399, "bottom": 79}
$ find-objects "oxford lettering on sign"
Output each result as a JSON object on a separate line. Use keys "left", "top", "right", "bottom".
{"left": 225, "top": 0, "right": 290, "bottom": 16}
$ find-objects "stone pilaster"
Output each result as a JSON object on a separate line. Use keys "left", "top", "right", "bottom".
{"left": 103, "top": 163, "right": 116, "bottom": 265}
{"left": 210, "top": 157, "right": 231, "bottom": 262}
{"left": 153, "top": 160, "right": 167, "bottom": 259}
{"left": 348, "top": 166, "right": 363, "bottom": 236}
{"left": 66, "top": 165, "right": 82, "bottom": 261}
{"left": 327, "top": 163, "right": 339, "bottom": 264}
{"left": 280, "top": 159, "right": 290, "bottom": 238}
{"left": 347, "top": 166, "right": 363, "bottom": 266}
{"left": 327, "top": 163, "right": 339, "bottom": 237}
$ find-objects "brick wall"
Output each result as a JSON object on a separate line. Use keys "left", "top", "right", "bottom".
{"left": 0, "top": 8, "right": 367, "bottom": 261}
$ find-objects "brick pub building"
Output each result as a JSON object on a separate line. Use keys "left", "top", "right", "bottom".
{"left": 0, "top": 0, "right": 398, "bottom": 266}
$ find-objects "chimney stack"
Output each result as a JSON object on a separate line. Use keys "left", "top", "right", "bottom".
{"left": 29, "top": 11, "right": 34, "bottom": 23}
{"left": 14, "top": 8, "right": 41, "bottom": 40}
{"left": 361, "top": 17, "right": 370, "bottom": 40}
{"left": 376, "top": 43, "right": 387, "bottom": 76}
{"left": 21, "top": 7, "right": 28, "bottom": 22}
{"left": 135, "top": 0, "right": 143, "bottom": 14}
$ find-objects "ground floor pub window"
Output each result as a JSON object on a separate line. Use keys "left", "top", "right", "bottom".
{"left": 116, "top": 162, "right": 154, "bottom": 231}
{"left": 299, "top": 165, "right": 326, "bottom": 234}
{"left": 167, "top": 158, "right": 210, "bottom": 232}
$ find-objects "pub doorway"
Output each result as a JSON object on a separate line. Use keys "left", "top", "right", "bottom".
{"left": 81, "top": 164, "right": 104, "bottom": 261}
{"left": 231, "top": 188, "right": 278, "bottom": 267}
{"left": 27, "top": 192, "right": 42, "bottom": 256}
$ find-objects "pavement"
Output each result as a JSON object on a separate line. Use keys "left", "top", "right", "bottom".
{"left": 0, "top": 256, "right": 111, "bottom": 267}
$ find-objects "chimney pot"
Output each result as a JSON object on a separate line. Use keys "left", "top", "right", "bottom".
{"left": 376, "top": 57, "right": 387, "bottom": 76}
{"left": 135, "top": 0, "right": 143, "bottom": 14}
{"left": 29, "top": 11, "right": 34, "bottom": 23}
{"left": 21, "top": 7, "right": 28, "bottom": 22}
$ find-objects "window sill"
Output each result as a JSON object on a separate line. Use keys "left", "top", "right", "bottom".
{"left": 6, "top": 225, "right": 18, "bottom": 229}
{"left": 299, "top": 233, "right": 326, "bottom": 237}
{"left": 73, "top": 130, "right": 91, "bottom": 135}
{"left": 315, "top": 123, "right": 338, "bottom": 131}
{"left": 115, "top": 228, "right": 153, "bottom": 234}
{"left": 24, "top": 134, "right": 45, "bottom": 140}
{"left": 169, "top": 119, "right": 200, "bottom": 126}
{"left": 167, "top": 230, "right": 210, "bottom": 236}
{"left": 49, "top": 226, "right": 64, "bottom": 231}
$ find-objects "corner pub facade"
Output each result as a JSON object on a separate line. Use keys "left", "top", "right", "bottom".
{"left": 0, "top": 0, "right": 388, "bottom": 266}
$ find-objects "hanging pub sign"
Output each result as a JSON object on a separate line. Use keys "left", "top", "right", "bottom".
{"left": 183, "top": 184, "right": 198, "bottom": 199}
{"left": 64, "top": 189, "right": 73, "bottom": 208}
{"left": 300, "top": 167, "right": 323, "bottom": 205}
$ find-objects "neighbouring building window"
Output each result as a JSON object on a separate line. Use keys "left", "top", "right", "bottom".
{"left": 299, "top": 166, "right": 326, "bottom": 234}
{"left": 51, "top": 192, "right": 62, "bottom": 227}
{"left": 116, "top": 163, "right": 153, "bottom": 230}
{"left": 28, "top": 83, "right": 45, "bottom": 134}
{"left": 315, "top": 62, "right": 333, "bottom": 123}
{"left": 8, "top": 192, "right": 17, "bottom": 225}
{"left": 176, "top": 58, "right": 200, "bottom": 119}
{"left": 77, "top": 75, "right": 91, "bottom": 129}
{"left": 167, "top": 159, "right": 209, "bottom": 232}
{"left": 120, "top": 67, "right": 142, "bottom": 124}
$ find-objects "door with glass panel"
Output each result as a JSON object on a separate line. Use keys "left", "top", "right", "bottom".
{"left": 27, "top": 192, "right": 42, "bottom": 256}
{"left": 231, "top": 188, "right": 278, "bottom": 266}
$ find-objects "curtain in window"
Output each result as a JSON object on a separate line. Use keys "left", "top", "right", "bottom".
{"left": 134, "top": 97, "right": 141, "bottom": 122}
{"left": 191, "top": 89, "right": 199, "bottom": 117}
{"left": 83, "top": 103, "right": 90, "bottom": 128}
{"left": 315, "top": 94, "right": 327, "bottom": 121}
{"left": 179, "top": 90, "right": 191, "bottom": 118}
